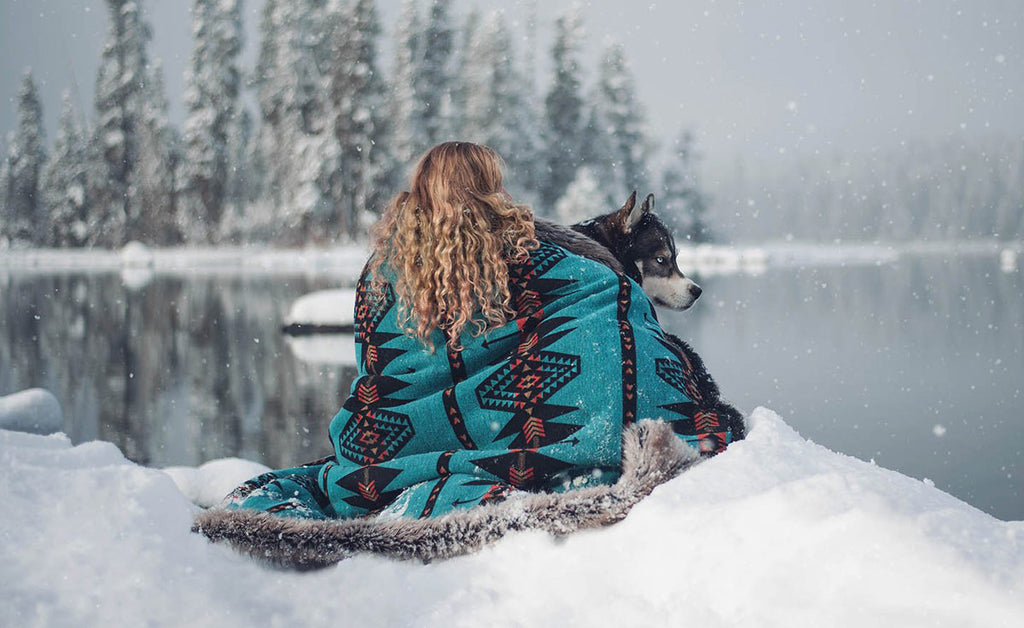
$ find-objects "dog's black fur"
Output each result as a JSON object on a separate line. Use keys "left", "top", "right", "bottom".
{"left": 536, "top": 192, "right": 702, "bottom": 311}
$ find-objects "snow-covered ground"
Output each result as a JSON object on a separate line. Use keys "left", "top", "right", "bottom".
{"left": 0, "top": 243, "right": 371, "bottom": 280}
{"left": 677, "top": 239, "right": 1021, "bottom": 276}
{"left": 0, "top": 389, "right": 62, "bottom": 435}
{"left": 2, "top": 239, "right": 1017, "bottom": 280}
{"left": 2, "top": 408, "right": 1021, "bottom": 627}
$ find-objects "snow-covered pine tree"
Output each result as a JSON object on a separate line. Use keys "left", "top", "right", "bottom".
{"left": 580, "top": 103, "right": 613, "bottom": 203}
{"left": 522, "top": 0, "right": 539, "bottom": 97}
{"left": 449, "top": 6, "right": 481, "bottom": 133}
{"left": 414, "top": 0, "right": 455, "bottom": 149}
{"left": 248, "top": 0, "right": 287, "bottom": 242}
{"left": 555, "top": 166, "right": 600, "bottom": 225}
{"left": 89, "top": 0, "right": 173, "bottom": 247}
{"left": 180, "top": 0, "right": 244, "bottom": 244}
{"left": 42, "top": 91, "right": 90, "bottom": 247}
{"left": 388, "top": 0, "right": 422, "bottom": 178}
{"left": 660, "top": 130, "right": 711, "bottom": 243}
{"left": 461, "top": 11, "right": 539, "bottom": 204}
{"left": 540, "top": 8, "right": 585, "bottom": 213}
{"left": 219, "top": 107, "right": 257, "bottom": 242}
{"left": 135, "top": 61, "right": 181, "bottom": 245}
{"left": 0, "top": 138, "right": 8, "bottom": 247}
{"left": 385, "top": 0, "right": 456, "bottom": 183}
{"left": 323, "top": 0, "right": 393, "bottom": 242}
{"left": 589, "top": 43, "right": 649, "bottom": 205}
{"left": 2, "top": 71, "right": 47, "bottom": 246}
{"left": 89, "top": 0, "right": 144, "bottom": 247}
{"left": 996, "top": 139, "right": 1024, "bottom": 239}
{"left": 253, "top": 0, "right": 335, "bottom": 245}
{"left": 460, "top": 10, "right": 495, "bottom": 146}
{"left": 517, "top": 2, "right": 544, "bottom": 207}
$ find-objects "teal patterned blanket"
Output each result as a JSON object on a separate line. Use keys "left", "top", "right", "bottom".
{"left": 224, "top": 241, "right": 742, "bottom": 520}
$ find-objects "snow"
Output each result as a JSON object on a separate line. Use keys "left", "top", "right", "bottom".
{"left": 1001, "top": 248, "right": 1018, "bottom": 273}
{"left": 2, "top": 407, "right": 1022, "bottom": 627}
{"left": 2, "top": 240, "right": 1009, "bottom": 282}
{"left": 674, "top": 240, "right": 1021, "bottom": 276}
{"left": 0, "top": 388, "right": 62, "bottom": 435}
{"left": 285, "top": 334, "right": 357, "bottom": 366}
{"left": 162, "top": 457, "right": 270, "bottom": 509}
{"left": 120, "top": 240, "right": 155, "bottom": 268}
{"left": 555, "top": 166, "right": 602, "bottom": 224}
{"left": 0, "top": 245, "right": 370, "bottom": 280}
{"left": 285, "top": 288, "right": 356, "bottom": 327}
{"left": 283, "top": 288, "right": 358, "bottom": 365}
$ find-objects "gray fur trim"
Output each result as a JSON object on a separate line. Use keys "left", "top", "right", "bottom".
{"left": 192, "top": 420, "right": 699, "bottom": 570}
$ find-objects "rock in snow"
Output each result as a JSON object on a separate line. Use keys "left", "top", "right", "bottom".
{"left": 284, "top": 288, "right": 356, "bottom": 328}
{"left": 162, "top": 458, "right": 271, "bottom": 509}
{"left": 0, "top": 388, "right": 63, "bottom": 435}
{"left": 1, "top": 408, "right": 1022, "bottom": 627}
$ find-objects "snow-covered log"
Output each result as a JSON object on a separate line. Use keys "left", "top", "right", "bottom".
{"left": 281, "top": 288, "right": 356, "bottom": 335}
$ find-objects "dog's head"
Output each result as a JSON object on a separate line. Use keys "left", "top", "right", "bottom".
{"left": 608, "top": 192, "right": 702, "bottom": 311}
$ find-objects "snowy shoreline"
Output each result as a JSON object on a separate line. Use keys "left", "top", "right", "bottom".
{"left": 1, "top": 407, "right": 1022, "bottom": 627}
{"left": 1, "top": 239, "right": 1017, "bottom": 278}
{"left": 0, "top": 244, "right": 372, "bottom": 277}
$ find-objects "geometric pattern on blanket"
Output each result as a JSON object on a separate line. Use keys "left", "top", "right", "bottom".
{"left": 195, "top": 420, "right": 702, "bottom": 569}
{"left": 218, "top": 240, "right": 745, "bottom": 523}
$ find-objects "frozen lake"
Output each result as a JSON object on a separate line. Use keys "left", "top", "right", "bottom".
{"left": 1, "top": 247, "right": 1021, "bottom": 520}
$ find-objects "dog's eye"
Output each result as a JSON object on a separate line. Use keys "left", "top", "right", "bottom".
{"left": 656, "top": 256, "right": 667, "bottom": 265}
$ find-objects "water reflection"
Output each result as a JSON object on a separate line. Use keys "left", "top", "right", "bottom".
{"left": 663, "top": 255, "right": 1024, "bottom": 520}
{"left": 1, "top": 254, "right": 1021, "bottom": 519}
{"left": 0, "top": 272, "right": 355, "bottom": 469}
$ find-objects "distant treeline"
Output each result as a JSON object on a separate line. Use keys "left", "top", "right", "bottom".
{"left": 0, "top": 0, "right": 709, "bottom": 249}
{"left": 713, "top": 137, "right": 1024, "bottom": 242}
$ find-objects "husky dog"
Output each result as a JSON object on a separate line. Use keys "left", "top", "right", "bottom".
{"left": 537, "top": 193, "right": 742, "bottom": 444}
{"left": 535, "top": 191, "right": 702, "bottom": 310}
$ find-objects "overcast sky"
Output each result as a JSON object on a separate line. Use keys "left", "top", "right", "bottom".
{"left": 2, "top": 0, "right": 1022, "bottom": 175}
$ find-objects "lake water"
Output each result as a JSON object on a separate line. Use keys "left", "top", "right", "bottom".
{"left": 2, "top": 250, "right": 1021, "bottom": 520}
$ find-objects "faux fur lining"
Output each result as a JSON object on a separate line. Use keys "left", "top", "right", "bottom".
{"left": 192, "top": 420, "right": 699, "bottom": 570}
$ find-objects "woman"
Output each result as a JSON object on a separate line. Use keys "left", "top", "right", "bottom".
{"left": 219, "top": 142, "right": 742, "bottom": 522}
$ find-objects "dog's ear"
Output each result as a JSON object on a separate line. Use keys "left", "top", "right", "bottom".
{"left": 641, "top": 193, "right": 655, "bottom": 215}
{"left": 612, "top": 191, "right": 644, "bottom": 234}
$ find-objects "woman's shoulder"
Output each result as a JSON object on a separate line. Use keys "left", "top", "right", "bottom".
{"left": 517, "top": 238, "right": 623, "bottom": 290}
{"left": 359, "top": 253, "right": 397, "bottom": 285}
{"left": 532, "top": 219, "right": 625, "bottom": 276}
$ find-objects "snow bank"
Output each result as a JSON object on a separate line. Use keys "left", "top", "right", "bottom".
{"left": 281, "top": 289, "right": 358, "bottom": 364}
{"left": 674, "top": 240, "right": 1018, "bottom": 276}
{"left": 285, "top": 334, "right": 357, "bottom": 365}
{"left": 0, "top": 245, "right": 370, "bottom": 280}
{"left": 0, "top": 388, "right": 62, "bottom": 434}
{"left": 2, "top": 408, "right": 1022, "bottom": 627}
{"left": 284, "top": 288, "right": 356, "bottom": 327}
{"left": 120, "top": 241, "right": 155, "bottom": 268}
{"left": 677, "top": 242, "right": 901, "bottom": 276}
{"left": 1002, "top": 248, "right": 1019, "bottom": 273}
{"left": 163, "top": 458, "right": 270, "bottom": 509}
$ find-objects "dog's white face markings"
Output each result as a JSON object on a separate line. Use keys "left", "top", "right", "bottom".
{"left": 642, "top": 275, "right": 701, "bottom": 310}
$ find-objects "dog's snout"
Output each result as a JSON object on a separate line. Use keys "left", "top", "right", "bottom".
{"left": 689, "top": 283, "right": 702, "bottom": 300}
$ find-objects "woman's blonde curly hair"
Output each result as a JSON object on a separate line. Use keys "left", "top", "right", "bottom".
{"left": 368, "top": 142, "right": 538, "bottom": 350}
